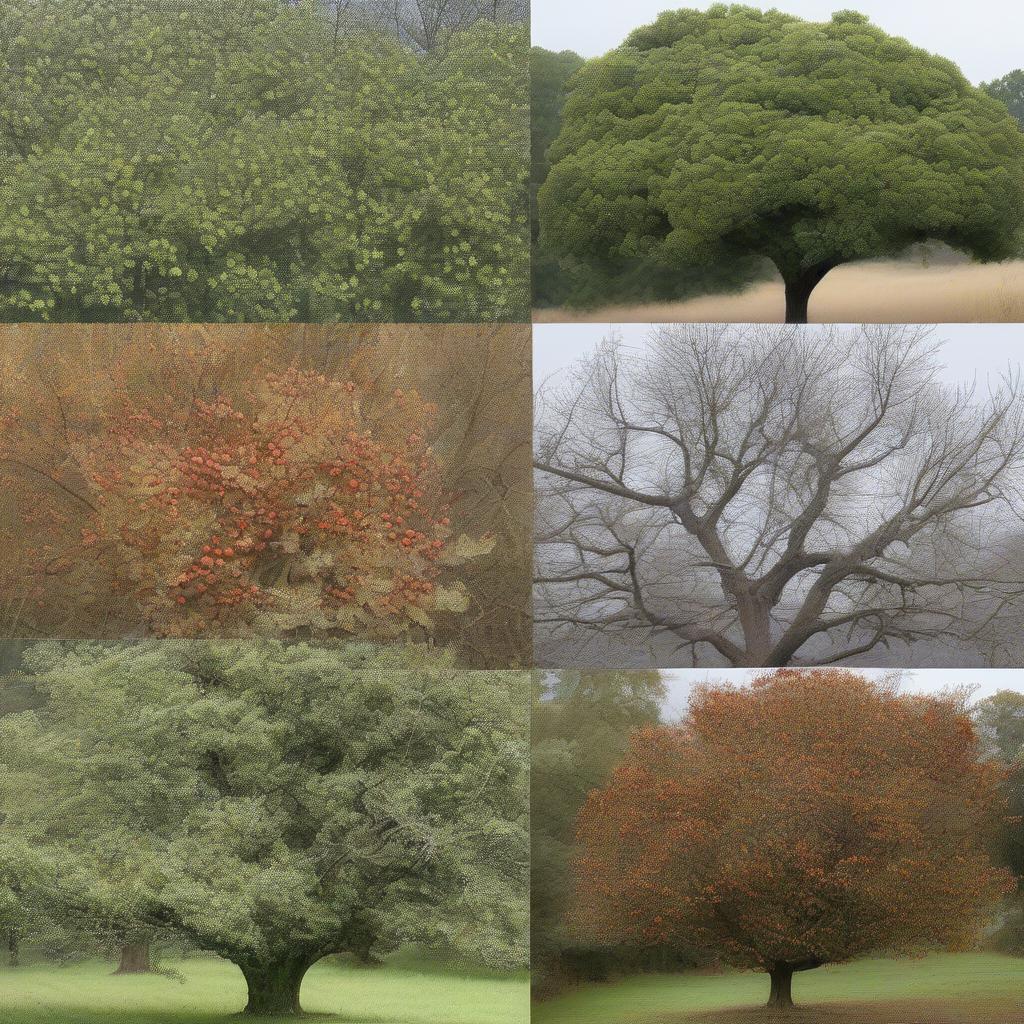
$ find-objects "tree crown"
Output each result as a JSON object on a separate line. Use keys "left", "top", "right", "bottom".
{"left": 0, "top": 641, "right": 528, "bottom": 970}
{"left": 539, "top": 5, "right": 1024, "bottom": 277}
{"left": 0, "top": 333, "right": 498, "bottom": 644}
{"left": 535, "top": 325, "right": 1024, "bottom": 668}
{"left": 573, "top": 669, "right": 1011, "bottom": 970}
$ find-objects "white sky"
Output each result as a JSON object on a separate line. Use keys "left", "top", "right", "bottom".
{"left": 532, "top": 0, "right": 1022, "bottom": 85}
{"left": 534, "top": 323, "right": 1024, "bottom": 391}
{"left": 659, "top": 667, "right": 1024, "bottom": 719}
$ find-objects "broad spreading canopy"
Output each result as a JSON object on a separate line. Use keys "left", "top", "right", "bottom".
{"left": 0, "top": 642, "right": 529, "bottom": 974}
{"left": 573, "top": 670, "right": 1010, "bottom": 973}
{"left": 540, "top": 6, "right": 1024, "bottom": 284}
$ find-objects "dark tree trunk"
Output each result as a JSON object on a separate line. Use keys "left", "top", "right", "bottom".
{"left": 114, "top": 940, "right": 152, "bottom": 974}
{"left": 352, "top": 946, "right": 384, "bottom": 967}
{"left": 7, "top": 927, "right": 19, "bottom": 967}
{"left": 241, "top": 958, "right": 312, "bottom": 1016}
{"left": 781, "top": 263, "right": 835, "bottom": 324}
{"left": 767, "top": 963, "right": 795, "bottom": 1008}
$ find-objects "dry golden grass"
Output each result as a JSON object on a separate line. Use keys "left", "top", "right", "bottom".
{"left": 534, "top": 260, "right": 1024, "bottom": 324}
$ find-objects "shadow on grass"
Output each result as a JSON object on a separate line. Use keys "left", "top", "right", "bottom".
{"left": 672, "top": 1000, "right": 1024, "bottom": 1024}
{"left": 226, "top": 1008, "right": 379, "bottom": 1020}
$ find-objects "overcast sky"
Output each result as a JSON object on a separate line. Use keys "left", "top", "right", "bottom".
{"left": 534, "top": 323, "right": 1024, "bottom": 392}
{"left": 532, "top": 0, "right": 1022, "bottom": 85}
{"left": 659, "top": 667, "right": 1024, "bottom": 719}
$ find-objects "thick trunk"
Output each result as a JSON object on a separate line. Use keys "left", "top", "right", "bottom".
{"left": 767, "top": 964, "right": 795, "bottom": 1008}
{"left": 734, "top": 593, "right": 774, "bottom": 667}
{"left": 241, "top": 958, "right": 312, "bottom": 1016}
{"left": 7, "top": 927, "right": 19, "bottom": 967}
{"left": 115, "top": 940, "right": 152, "bottom": 974}
{"left": 780, "top": 263, "right": 835, "bottom": 324}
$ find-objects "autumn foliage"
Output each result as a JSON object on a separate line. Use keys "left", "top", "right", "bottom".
{"left": 573, "top": 670, "right": 1012, "bottom": 1007}
{"left": 0, "top": 329, "right": 500, "bottom": 643}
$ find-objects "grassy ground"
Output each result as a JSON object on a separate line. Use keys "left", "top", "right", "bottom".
{"left": 534, "top": 259, "right": 1024, "bottom": 323}
{"left": 0, "top": 953, "right": 528, "bottom": 1023}
{"left": 532, "top": 953, "right": 1024, "bottom": 1024}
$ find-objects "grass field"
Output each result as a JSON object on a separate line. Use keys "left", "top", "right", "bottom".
{"left": 534, "top": 259, "right": 1024, "bottom": 324}
{"left": 0, "top": 953, "right": 528, "bottom": 1023}
{"left": 532, "top": 953, "right": 1024, "bottom": 1024}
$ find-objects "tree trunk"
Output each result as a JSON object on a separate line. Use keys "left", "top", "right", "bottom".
{"left": 114, "top": 940, "right": 152, "bottom": 974}
{"left": 7, "top": 927, "right": 19, "bottom": 967}
{"left": 781, "top": 264, "right": 835, "bottom": 324}
{"left": 767, "top": 963, "right": 795, "bottom": 1008}
{"left": 241, "top": 958, "right": 312, "bottom": 1016}
{"left": 734, "top": 592, "right": 774, "bottom": 666}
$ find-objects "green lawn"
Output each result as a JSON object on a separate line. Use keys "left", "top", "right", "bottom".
{"left": 0, "top": 953, "right": 528, "bottom": 1023}
{"left": 533, "top": 953, "right": 1024, "bottom": 1024}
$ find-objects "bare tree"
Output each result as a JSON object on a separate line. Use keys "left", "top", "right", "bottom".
{"left": 534, "top": 324, "right": 1024, "bottom": 667}
{"left": 304, "top": 0, "right": 526, "bottom": 52}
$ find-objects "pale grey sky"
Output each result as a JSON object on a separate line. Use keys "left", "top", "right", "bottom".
{"left": 533, "top": 323, "right": 1024, "bottom": 391}
{"left": 532, "top": 0, "right": 1022, "bottom": 85}
{"left": 659, "top": 668, "right": 1024, "bottom": 720}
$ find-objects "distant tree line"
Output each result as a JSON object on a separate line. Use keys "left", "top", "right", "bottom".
{"left": 293, "top": 0, "right": 527, "bottom": 52}
{"left": 984, "top": 70, "right": 1024, "bottom": 129}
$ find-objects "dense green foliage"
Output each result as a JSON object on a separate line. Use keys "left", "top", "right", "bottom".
{"left": 531, "top": 48, "right": 585, "bottom": 202}
{"left": 0, "top": 0, "right": 528, "bottom": 323}
{"left": 530, "top": 45, "right": 764, "bottom": 310}
{"left": 974, "top": 691, "right": 1024, "bottom": 952}
{"left": 0, "top": 642, "right": 528, "bottom": 1015}
{"left": 539, "top": 6, "right": 1024, "bottom": 321}
{"left": 531, "top": 670, "right": 665, "bottom": 995}
{"left": 984, "top": 70, "right": 1024, "bottom": 128}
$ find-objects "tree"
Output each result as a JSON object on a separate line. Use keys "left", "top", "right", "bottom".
{"left": 984, "top": 70, "right": 1024, "bottom": 129}
{"left": 538, "top": 6, "right": 1024, "bottom": 323}
{"left": 339, "top": 0, "right": 528, "bottom": 53}
{"left": 531, "top": 45, "right": 766, "bottom": 312}
{"left": 0, "top": 641, "right": 528, "bottom": 1015}
{"left": 573, "top": 669, "right": 1011, "bottom": 1008}
{"left": 535, "top": 324, "right": 1024, "bottom": 668}
{"left": 974, "top": 691, "right": 1024, "bottom": 951}
{"left": 976, "top": 690, "right": 1024, "bottom": 765}
{"left": 531, "top": 49, "right": 586, "bottom": 217}
{"left": 0, "top": 329, "right": 503, "bottom": 649}
{"left": 0, "top": 0, "right": 528, "bottom": 323}
{"left": 0, "top": 646, "right": 165, "bottom": 974}
{"left": 531, "top": 670, "right": 664, "bottom": 993}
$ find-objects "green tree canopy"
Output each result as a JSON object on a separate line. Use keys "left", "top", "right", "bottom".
{"left": 539, "top": 5, "right": 1024, "bottom": 322}
{"left": 531, "top": 46, "right": 586, "bottom": 241}
{"left": 973, "top": 690, "right": 1024, "bottom": 952}
{"left": 531, "top": 43, "right": 765, "bottom": 310}
{"left": 531, "top": 670, "right": 664, "bottom": 993}
{"left": 976, "top": 690, "right": 1024, "bottom": 765}
{"left": 0, "top": 0, "right": 528, "bottom": 323}
{"left": 0, "top": 641, "right": 528, "bottom": 1015}
{"left": 984, "top": 70, "right": 1024, "bottom": 128}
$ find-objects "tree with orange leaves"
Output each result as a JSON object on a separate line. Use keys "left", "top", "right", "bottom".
{"left": 0, "top": 338, "right": 492, "bottom": 643}
{"left": 572, "top": 669, "right": 1012, "bottom": 1009}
